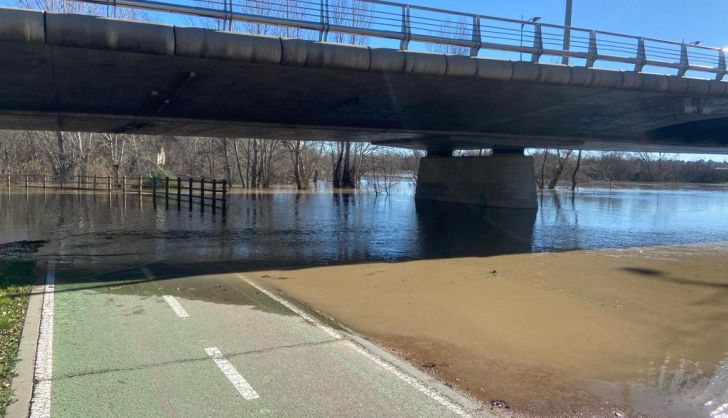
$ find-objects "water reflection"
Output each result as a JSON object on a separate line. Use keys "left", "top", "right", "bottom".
{"left": 588, "top": 354, "right": 728, "bottom": 418}
{"left": 415, "top": 200, "right": 535, "bottom": 258}
{"left": 3, "top": 188, "right": 728, "bottom": 417}
{"left": 2, "top": 187, "right": 728, "bottom": 265}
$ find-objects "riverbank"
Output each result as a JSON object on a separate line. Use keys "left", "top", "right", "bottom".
{"left": 250, "top": 244, "right": 728, "bottom": 417}
{"left": 573, "top": 180, "right": 728, "bottom": 191}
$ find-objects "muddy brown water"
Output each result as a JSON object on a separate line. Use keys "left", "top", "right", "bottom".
{"left": 2, "top": 187, "right": 728, "bottom": 417}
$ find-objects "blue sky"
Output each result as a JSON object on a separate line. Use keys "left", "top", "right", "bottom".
{"left": 411, "top": 0, "right": 728, "bottom": 49}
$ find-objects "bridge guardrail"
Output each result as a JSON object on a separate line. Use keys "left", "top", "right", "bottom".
{"left": 67, "top": 0, "right": 727, "bottom": 80}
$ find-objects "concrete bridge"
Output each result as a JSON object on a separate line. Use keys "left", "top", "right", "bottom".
{"left": 1, "top": 5, "right": 728, "bottom": 208}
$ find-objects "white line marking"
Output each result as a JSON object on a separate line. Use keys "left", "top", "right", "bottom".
{"left": 30, "top": 261, "right": 55, "bottom": 418}
{"left": 162, "top": 295, "right": 189, "bottom": 318}
{"left": 205, "top": 347, "right": 260, "bottom": 400}
{"left": 140, "top": 266, "right": 155, "bottom": 280}
{"left": 238, "top": 274, "right": 472, "bottom": 417}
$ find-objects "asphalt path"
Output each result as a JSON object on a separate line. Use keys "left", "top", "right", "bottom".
{"left": 27, "top": 262, "right": 490, "bottom": 418}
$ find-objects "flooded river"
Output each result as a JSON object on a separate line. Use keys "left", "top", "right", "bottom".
{"left": 2, "top": 186, "right": 728, "bottom": 417}
{"left": 3, "top": 186, "right": 728, "bottom": 263}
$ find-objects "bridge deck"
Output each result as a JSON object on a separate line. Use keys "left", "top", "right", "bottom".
{"left": 2, "top": 7, "right": 728, "bottom": 153}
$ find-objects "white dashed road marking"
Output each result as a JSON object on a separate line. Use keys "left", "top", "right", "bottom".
{"left": 205, "top": 347, "right": 260, "bottom": 400}
{"left": 30, "top": 261, "right": 55, "bottom": 418}
{"left": 141, "top": 267, "right": 189, "bottom": 318}
{"left": 162, "top": 295, "right": 189, "bottom": 318}
{"left": 238, "top": 274, "right": 472, "bottom": 417}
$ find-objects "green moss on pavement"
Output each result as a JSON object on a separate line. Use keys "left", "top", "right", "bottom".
{"left": 0, "top": 261, "right": 35, "bottom": 416}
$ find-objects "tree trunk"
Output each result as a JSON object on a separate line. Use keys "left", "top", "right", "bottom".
{"left": 332, "top": 143, "right": 344, "bottom": 188}
{"left": 221, "top": 138, "right": 232, "bottom": 186}
{"left": 341, "top": 143, "right": 355, "bottom": 188}
{"left": 291, "top": 141, "right": 304, "bottom": 190}
{"left": 571, "top": 150, "right": 582, "bottom": 192}
{"left": 538, "top": 150, "right": 548, "bottom": 190}
{"left": 233, "top": 140, "right": 246, "bottom": 188}
{"left": 548, "top": 150, "right": 573, "bottom": 190}
{"left": 55, "top": 131, "right": 68, "bottom": 180}
{"left": 112, "top": 164, "right": 120, "bottom": 187}
{"left": 250, "top": 139, "right": 258, "bottom": 188}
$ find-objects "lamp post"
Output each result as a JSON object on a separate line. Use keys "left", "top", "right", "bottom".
{"left": 520, "top": 16, "right": 541, "bottom": 61}
{"left": 562, "top": 0, "right": 573, "bottom": 65}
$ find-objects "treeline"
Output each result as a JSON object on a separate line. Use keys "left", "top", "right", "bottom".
{"left": 533, "top": 150, "right": 728, "bottom": 189}
{"left": 0, "top": 131, "right": 418, "bottom": 191}
{"left": 3, "top": 131, "right": 726, "bottom": 192}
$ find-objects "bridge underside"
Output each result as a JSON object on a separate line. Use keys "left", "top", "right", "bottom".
{"left": 2, "top": 8, "right": 728, "bottom": 154}
{"left": 4, "top": 8, "right": 728, "bottom": 208}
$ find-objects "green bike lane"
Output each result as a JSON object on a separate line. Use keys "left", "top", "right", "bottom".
{"left": 38, "top": 262, "right": 484, "bottom": 417}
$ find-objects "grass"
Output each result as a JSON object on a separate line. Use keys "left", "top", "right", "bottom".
{"left": 0, "top": 261, "right": 35, "bottom": 416}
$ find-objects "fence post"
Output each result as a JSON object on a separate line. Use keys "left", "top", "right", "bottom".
{"left": 77, "top": 176, "right": 81, "bottom": 191}
{"left": 107, "top": 176, "right": 111, "bottom": 192}
{"left": 188, "top": 178, "right": 193, "bottom": 210}
{"left": 6, "top": 174, "right": 9, "bottom": 189}
{"left": 25, "top": 175, "right": 28, "bottom": 190}
{"left": 176, "top": 177, "right": 181, "bottom": 210}
{"left": 122, "top": 176, "right": 126, "bottom": 193}
{"left": 222, "top": 179, "right": 227, "bottom": 213}
{"left": 93, "top": 175, "right": 97, "bottom": 191}
{"left": 470, "top": 15, "right": 481, "bottom": 57}
{"left": 200, "top": 178, "right": 205, "bottom": 214}
{"left": 212, "top": 180, "right": 217, "bottom": 214}
{"left": 43, "top": 175, "right": 47, "bottom": 189}
{"left": 165, "top": 177, "right": 169, "bottom": 209}
{"left": 60, "top": 175, "right": 64, "bottom": 190}
{"left": 138, "top": 176, "right": 142, "bottom": 195}
{"left": 152, "top": 177, "right": 157, "bottom": 209}
{"left": 400, "top": 5, "right": 411, "bottom": 50}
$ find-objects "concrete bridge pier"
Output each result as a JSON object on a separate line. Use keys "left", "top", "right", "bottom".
{"left": 414, "top": 149, "right": 537, "bottom": 209}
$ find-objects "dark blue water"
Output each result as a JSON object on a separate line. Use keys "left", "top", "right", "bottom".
{"left": 2, "top": 187, "right": 728, "bottom": 264}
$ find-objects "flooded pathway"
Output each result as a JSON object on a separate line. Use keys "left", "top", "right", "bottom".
{"left": 39, "top": 261, "right": 484, "bottom": 417}
{"left": 3, "top": 187, "right": 728, "bottom": 417}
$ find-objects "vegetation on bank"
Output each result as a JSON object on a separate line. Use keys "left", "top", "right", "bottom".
{"left": 2, "top": 129, "right": 727, "bottom": 195}
{"left": 0, "top": 261, "right": 34, "bottom": 416}
{"left": 531, "top": 150, "right": 728, "bottom": 190}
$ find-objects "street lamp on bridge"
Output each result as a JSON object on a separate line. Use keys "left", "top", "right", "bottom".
{"left": 562, "top": 0, "right": 573, "bottom": 65}
{"left": 520, "top": 16, "right": 541, "bottom": 61}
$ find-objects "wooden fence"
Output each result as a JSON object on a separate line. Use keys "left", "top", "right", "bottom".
{"left": 4, "top": 174, "right": 227, "bottom": 213}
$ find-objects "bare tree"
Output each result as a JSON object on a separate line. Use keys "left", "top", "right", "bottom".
{"left": 538, "top": 150, "right": 549, "bottom": 190}
{"left": 102, "top": 133, "right": 128, "bottom": 186}
{"left": 637, "top": 152, "right": 676, "bottom": 182}
{"left": 287, "top": 140, "right": 324, "bottom": 190}
{"left": 366, "top": 148, "right": 401, "bottom": 195}
{"left": 406, "top": 150, "right": 425, "bottom": 185}
{"left": 548, "top": 150, "right": 574, "bottom": 189}
{"left": 427, "top": 16, "right": 471, "bottom": 56}
{"left": 571, "top": 150, "right": 582, "bottom": 191}
{"left": 331, "top": 141, "right": 373, "bottom": 188}
{"left": 329, "top": 0, "right": 373, "bottom": 45}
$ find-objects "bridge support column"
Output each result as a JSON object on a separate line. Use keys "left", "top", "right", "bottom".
{"left": 415, "top": 153, "right": 537, "bottom": 209}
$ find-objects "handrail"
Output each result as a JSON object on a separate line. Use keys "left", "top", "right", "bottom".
{"left": 69, "top": 0, "right": 726, "bottom": 80}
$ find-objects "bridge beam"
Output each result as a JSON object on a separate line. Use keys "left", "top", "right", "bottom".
{"left": 415, "top": 154, "right": 537, "bottom": 209}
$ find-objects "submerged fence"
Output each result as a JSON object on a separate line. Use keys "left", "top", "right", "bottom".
{"left": 4, "top": 174, "right": 228, "bottom": 213}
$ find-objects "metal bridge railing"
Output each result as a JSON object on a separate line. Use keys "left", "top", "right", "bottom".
{"left": 74, "top": 0, "right": 727, "bottom": 80}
